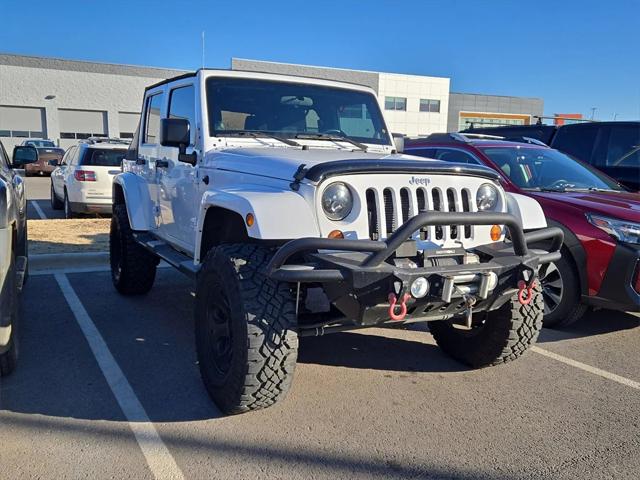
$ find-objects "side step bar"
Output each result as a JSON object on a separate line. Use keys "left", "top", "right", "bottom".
{"left": 16, "top": 255, "right": 27, "bottom": 293}
{"left": 133, "top": 233, "right": 200, "bottom": 279}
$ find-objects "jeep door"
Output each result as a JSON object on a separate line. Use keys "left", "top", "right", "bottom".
{"left": 139, "top": 88, "right": 166, "bottom": 230}
{"left": 156, "top": 82, "right": 199, "bottom": 248}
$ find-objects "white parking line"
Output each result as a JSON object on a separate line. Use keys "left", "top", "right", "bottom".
{"left": 31, "top": 200, "right": 47, "bottom": 220}
{"left": 54, "top": 274, "right": 184, "bottom": 480}
{"left": 532, "top": 346, "right": 640, "bottom": 390}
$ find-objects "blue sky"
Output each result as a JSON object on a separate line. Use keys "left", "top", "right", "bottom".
{"left": 1, "top": 0, "right": 638, "bottom": 120}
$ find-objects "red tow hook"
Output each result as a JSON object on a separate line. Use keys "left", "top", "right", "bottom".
{"left": 517, "top": 280, "right": 537, "bottom": 306}
{"left": 388, "top": 293, "right": 411, "bottom": 321}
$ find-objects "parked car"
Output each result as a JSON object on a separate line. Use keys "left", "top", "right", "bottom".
{"left": 50, "top": 138, "right": 128, "bottom": 218}
{"left": 16, "top": 143, "right": 65, "bottom": 177}
{"left": 110, "top": 70, "right": 562, "bottom": 415}
{"left": 462, "top": 122, "right": 640, "bottom": 191}
{"left": 0, "top": 141, "right": 33, "bottom": 376}
{"left": 405, "top": 133, "right": 640, "bottom": 327}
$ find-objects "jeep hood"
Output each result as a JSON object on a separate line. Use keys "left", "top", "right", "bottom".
{"left": 206, "top": 147, "right": 499, "bottom": 183}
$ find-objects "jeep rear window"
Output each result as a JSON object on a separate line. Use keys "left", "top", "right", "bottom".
{"left": 206, "top": 77, "right": 390, "bottom": 145}
{"left": 80, "top": 149, "right": 127, "bottom": 167}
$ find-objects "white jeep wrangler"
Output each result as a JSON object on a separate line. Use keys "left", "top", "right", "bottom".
{"left": 111, "top": 70, "right": 563, "bottom": 415}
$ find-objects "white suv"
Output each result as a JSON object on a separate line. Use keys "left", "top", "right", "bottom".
{"left": 50, "top": 138, "right": 128, "bottom": 218}
{"left": 111, "top": 70, "right": 563, "bottom": 415}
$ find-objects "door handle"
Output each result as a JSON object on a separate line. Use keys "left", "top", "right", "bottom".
{"left": 156, "top": 159, "right": 169, "bottom": 169}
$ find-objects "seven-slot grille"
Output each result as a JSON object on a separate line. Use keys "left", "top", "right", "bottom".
{"left": 366, "top": 186, "right": 474, "bottom": 241}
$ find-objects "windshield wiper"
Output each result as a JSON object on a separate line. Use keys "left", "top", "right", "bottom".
{"left": 222, "top": 130, "right": 301, "bottom": 147}
{"left": 294, "top": 133, "right": 368, "bottom": 152}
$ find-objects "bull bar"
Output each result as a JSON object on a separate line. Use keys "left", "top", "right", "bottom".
{"left": 267, "top": 211, "right": 564, "bottom": 284}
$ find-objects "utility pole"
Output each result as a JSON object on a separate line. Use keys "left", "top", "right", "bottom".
{"left": 590, "top": 107, "right": 597, "bottom": 120}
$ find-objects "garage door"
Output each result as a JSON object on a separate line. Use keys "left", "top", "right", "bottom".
{"left": 59, "top": 109, "right": 108, "bottom": 147}
{"left": 0, "top": 105, "right": 47, "bottom": 149}
{"left": 118, "top": 112, "right": 140, "bottom": 139}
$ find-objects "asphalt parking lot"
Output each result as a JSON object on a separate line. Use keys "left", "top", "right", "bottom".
{"left": 24, "top": 176, "right": 65, "bottom": 220}
{"left": 1, "top": 177, "right": 639, "bottom": 479}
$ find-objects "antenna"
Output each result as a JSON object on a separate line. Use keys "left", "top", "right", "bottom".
{"left": 201, "top": 31, "right": 205, "bottom": 69}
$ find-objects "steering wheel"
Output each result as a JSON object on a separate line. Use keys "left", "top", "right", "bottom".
{"left": 548, "top": 179, "right": 571, "bottom": 189}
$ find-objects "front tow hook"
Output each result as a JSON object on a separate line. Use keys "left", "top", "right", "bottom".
{"left": 388, "top": 293, "right": 411, "bottom": 321}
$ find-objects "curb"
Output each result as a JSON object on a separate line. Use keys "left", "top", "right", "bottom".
{"left": 30, "top": 251, "right": 110, "bottom": 274}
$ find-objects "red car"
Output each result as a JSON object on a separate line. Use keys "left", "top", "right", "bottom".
{"left": 405, "top": 134, "right": 640, "bottom": 327}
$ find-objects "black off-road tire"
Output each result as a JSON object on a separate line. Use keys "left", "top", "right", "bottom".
{"left": 110, "top": 204, "right": 158, "bottom": 295}
{"left": 429, "top": 284, "right": 544, "bottom": 368}
{"left": 0, "top": 256, "right": 19, "bottom": 377}
{"left": 540, "top": 255, "right": 588, "bottom": 328}
{"left": 195, "top": 244, "right": 298, "bottom": 415}
{"left": 50, "top": 182, "right": 63, "bottom": 210}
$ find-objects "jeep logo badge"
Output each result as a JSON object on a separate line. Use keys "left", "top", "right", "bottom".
{"left": 409, "top": 176, "right": 431, "bottom": 186}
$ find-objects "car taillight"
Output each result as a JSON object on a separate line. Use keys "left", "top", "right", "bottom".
{"left": 74, "top": 170, "right": 96, "bottom": 181}
{"left": 634, "top": 262, "right": 640, "bottom": 295}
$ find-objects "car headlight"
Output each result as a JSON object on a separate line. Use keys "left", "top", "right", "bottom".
{"left": 586, "top": 214, "right": 640, "bottom": 244}
{"left": 476, "top": 183, "right": 499, "bottom": 211}
{"left": 321, "top": 182, "right": 353, "bottom": 221}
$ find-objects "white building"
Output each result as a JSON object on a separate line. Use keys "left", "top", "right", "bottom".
{"left": 0, "top": 53, "right": 184, "bottom": 150}
{"left": 232, "top": 58, "right": 451, "bottom": 136}
{"left": 0, "top": 53, "right": 543, "bottom": 152}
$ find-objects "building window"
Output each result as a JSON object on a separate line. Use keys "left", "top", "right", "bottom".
{"left": 0, "top": 129, "right": 44, "bottom": 138}
{"left": 385, "top": 96, "right": 407, "bottom": 111}
{"left": 60, "top": 132, "right": 106, "bottom": 139}
{"left": 420, "top": 99, "right": 441, "bottom": 113}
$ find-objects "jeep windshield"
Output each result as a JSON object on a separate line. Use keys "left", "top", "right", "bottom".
{"left": 206, "top": 77, "right": 391, "bottom": 146}
{"left": 480, "top": 146, "right": 624, "bottom": 192}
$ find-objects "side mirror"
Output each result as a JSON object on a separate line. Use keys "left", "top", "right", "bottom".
{"left": 160, "top": 118, "right": 196, "bottom": 165}
{"left": 161, "top": 118, "right": 190, "bottom": 149}
{"left": 392, "top": 133, "right": 405, "bottom": 154}
{"left": 12, "top": 146, "right": 38, "bottom": 168}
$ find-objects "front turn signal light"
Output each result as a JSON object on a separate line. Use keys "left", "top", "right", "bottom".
{"left": 490, "top": 224, "right": 502, "bottom": 241}
{"left": 328, "top": 230, "right": 344, "bottom": 239}
{"left": 245, "top": 213, "right": 255, "bottom": 227}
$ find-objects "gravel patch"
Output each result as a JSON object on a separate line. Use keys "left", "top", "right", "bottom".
{"left": 29, "top": 219, "right": 110, "bottom": 254}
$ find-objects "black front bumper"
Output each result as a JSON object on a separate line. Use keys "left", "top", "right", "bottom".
{"left": 267, "top": 212, "right": 563, "bottom": 324}
{"left": 584, "top": 242, "right": 640, "bottom": 312}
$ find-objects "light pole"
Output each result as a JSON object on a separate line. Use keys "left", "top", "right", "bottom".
{"left": 589, "top": 107, "right": 597, "bottom": 120}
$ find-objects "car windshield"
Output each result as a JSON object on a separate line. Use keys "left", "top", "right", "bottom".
{"left": 205, "top": 77, "right": 391, "bottom": 145}
{"left": 26, "top": 140, "right": 55, "bottom": 147}
{"left": 81, "top": 148, "right": 126, "bottom": 167}
{"left": 480, "top": 146, "right": 624, "bottom": 191}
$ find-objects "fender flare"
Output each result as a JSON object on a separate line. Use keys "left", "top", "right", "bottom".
{"left": 196, "top": 188, "right": 319, "bottom": 263}
{"left": 544, "top": 219, "right": 588, "bottom": 296}
{"left": 112, "top": 173, "right": 156, "bottom": 231}
{"left": 505, "top": 192, "right": 547, "bottom": 229}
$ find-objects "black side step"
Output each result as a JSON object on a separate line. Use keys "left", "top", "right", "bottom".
{"left": 133, "top": 233, "right": 200, "bottom": 279}
{"left": 16, "top": 255, "right": 27, "bottom": 293}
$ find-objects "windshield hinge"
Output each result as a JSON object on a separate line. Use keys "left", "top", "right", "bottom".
{"left": 290, "top": 164, "right": 308, "bottom": 191}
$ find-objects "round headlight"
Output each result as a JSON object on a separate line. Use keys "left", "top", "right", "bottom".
{"left": 321, "top": 182, "right": 353, "bottom": 221}
{"left": 476, "top": 183, "right": 499, "bottom": 211}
